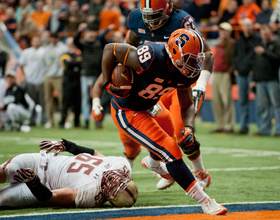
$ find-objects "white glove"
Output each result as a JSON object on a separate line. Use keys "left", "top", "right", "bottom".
{"left": 91, "top": 98, "right": 103, "bottom": 121}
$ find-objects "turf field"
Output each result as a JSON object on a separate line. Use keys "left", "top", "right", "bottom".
{"left": 0, "top": 116, "right": 280, "bottom": 217}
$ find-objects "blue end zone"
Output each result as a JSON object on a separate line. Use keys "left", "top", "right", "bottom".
{"left": 1, "top": 202, "right": 280, "bottom": 220}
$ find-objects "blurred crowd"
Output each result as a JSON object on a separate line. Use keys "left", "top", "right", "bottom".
{"left": 0, "top": 0, "right": 280, "bottom": 136}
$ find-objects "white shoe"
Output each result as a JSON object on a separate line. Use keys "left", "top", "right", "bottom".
{"left": 44, "top": 122, "right": 52, "bottom": 129}
{"left": 157, "top": 178, "right": 175, "bottom": 190}
{"left": 141, "top": 156, "right": 173, "bottom": 180}
{"left": 64, "top": 122, "right": 72, "bottom": 129}
{"left": 194, "top": 170, "right": 212, "bottom": 191}
{"left": 201, "top": 198, "right": 227, "bottom": 215}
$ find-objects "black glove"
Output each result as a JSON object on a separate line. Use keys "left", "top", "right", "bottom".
{"left": 178, "top": 126, "right": 195, "bottom": 149}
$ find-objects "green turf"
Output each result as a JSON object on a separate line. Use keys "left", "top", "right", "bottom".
{"left": 0, "top": 117, "right": 280, "bottom": 216}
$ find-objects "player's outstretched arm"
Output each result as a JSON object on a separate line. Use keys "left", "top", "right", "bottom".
{"left": 192, "top": 39, "right": 213, "bottom": 114}
{"left": 39, "top": 139, "right": 106, "bottom": 157}
{"left": 45, "top": 188, "right": 78, "bottom": 207}
{"left": 125, "top": 30, "right": 141, "bottom": 47}
{"left": 91, "top": 73, "right": 104, "bottom": 121}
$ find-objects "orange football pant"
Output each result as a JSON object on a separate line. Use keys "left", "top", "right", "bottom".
{"left": 111, "top": 100, "right": 183, "bottom": 163}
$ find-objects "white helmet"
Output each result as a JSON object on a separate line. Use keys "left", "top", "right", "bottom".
{"left": 101, "top": 169, "right": 138, "bottom": 207}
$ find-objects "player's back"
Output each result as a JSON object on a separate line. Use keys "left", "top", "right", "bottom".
{"left": 128, "top": 8, "right": 196, "bottom": 44}
{"left": 46, "top": 154, "right": 131, "bottom": 190}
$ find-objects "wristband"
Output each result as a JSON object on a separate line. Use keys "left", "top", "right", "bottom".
{"left": 193, "top": 70, "right": 211, "bottom": 91}
{"left": 102, "top": 80, "right": 111, "bottom": 89}
{"left": 26, "top": 175, "right": 53, "bottom": 202}
{"left": 92, "top": 97, "right": 101, "bottom": 109}
{"left": 62, "top": 138, "right": 95, "bottom": 156}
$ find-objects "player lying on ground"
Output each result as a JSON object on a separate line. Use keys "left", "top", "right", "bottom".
{"left": 0, "top": 139, "right": 138, "bottom": 208}
{"left": 101, "top": 28, "right": 227, "bottom": 215}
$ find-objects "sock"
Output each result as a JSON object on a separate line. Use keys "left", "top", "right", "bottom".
{"left": 166, "top": 159, "right": 195, "bottom": 190}
{"left": 189, "top": 154, "right": 205, "bottom": 172}
{"left": 186, "top": 180, "right": 209, "bottom": 204}
{"left": 126, "top": 158, "right": 134, "bottom": 168}
{"left": 146, "top": 155, "right": 160, "bottom": 168}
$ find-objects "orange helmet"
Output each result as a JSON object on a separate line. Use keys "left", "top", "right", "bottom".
{"left": 140, "top": 0, "right": 173, "bottom": 30}
{"left": 165, "top": 28, "right": 205, "bottom": 78}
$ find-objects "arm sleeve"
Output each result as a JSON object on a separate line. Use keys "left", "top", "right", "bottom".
{"left": 62, "top": 138, "right": 95, "bottom": 155}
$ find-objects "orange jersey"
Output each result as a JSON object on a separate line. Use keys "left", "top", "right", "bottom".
{"left": 231, "top": 3, "right": 261, "bottom": 24}
{"left": 29, "top": 11, "right": 51, "bottom": 28}
{"left": 99, "top": 8, "right": 120, "bottom": 38}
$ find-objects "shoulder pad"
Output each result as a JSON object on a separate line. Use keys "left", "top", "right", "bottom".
{"left": 179, "top": 12, "right": 196, "bottom": 30}
{"left": 127, "top": 8, "right": 142, "bottom": 29}
{"left": 136, "top": 43, "right": 155, "bottom": 72}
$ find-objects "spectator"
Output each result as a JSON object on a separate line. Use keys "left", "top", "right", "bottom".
{"left": 4, "top": 7, "right": 16, "bottom": 34}
{"left": 0, "top": 3, "right": 8, "bottom": 22}
{"left": 255, "top": 0, "right": 273, "bottom": 27}
{"left": 73, "top": 22, "right": 109, "bottom": 129}
{"left": 15, "top": 0, "right": 34, "bottom": 21}
{"left": 64, "top": 0, "right": 86, "bottom": 32}
{"left": 270, "top": 0, "right": 280, "bottom": 23}
{"left": 18, "top": 36, "right": 47, "bottom": 126}
{"left": 0, "top": 49, "right": 8, "bottom": 78}
{"left": 250, "top": 24, "right": 280, "bottom": 136}
{"left": 219, "top": 0, "right": 239, "bottom": 24}
{"left": 211, "top": 22, "right": 236, "bottom": 134}
{"left": 29, "top": 0, "right": 51, "bottom": 29}
{"left": 233, "top": 18, "right": 261, "bottom": 134}
{"left": 88, "top": 0, "right": 104, "bottom": 24}
{"left": 59, "top": 37, "right": 82, "bottom": 129}
{"left": 0, "top": 71, "right": 35, "bottom": 132}
{"left": 47, "top": 0, "right": 69, "bottom": 33}
{"left": 231, "top": 0, "right": 261, "bottom": 25}
{"left": 15, "top": 9, "right": 37, "bottom": 47}
{"left": 99, "top": 0, "right": 120, "bottom": 38}
{"left": 43, "top": 33, "right": 67, "bottom": 129}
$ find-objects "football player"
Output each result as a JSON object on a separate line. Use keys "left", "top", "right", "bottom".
{"left": 101, "top": 28, "right": 227, "bottom": 215}
{"left": 0, "top": 139, "right": 138, "bottom": 208}
{"left": 92, "top": 0, "right": 212, "bottom": 191}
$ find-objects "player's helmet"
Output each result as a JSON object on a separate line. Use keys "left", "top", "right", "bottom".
{"left": 140, "top": 0, "right": 173, "bottom": 30}
{"left": 101, "top": 169, "right": 138, "bottom": 207}
{"left": 165, "top": 28, "right": 205, "bottom": 78}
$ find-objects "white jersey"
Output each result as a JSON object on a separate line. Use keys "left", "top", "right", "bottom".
{"left": 1, "top": 152, "right": 131, "bottom": 208}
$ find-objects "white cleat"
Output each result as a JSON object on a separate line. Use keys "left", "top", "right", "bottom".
{"left": 157, "top": 178, "right": 175, "bottom": 190}
{"left": 194, "top": 170, "right": 212, "bottom": 191}
{"left": 201, "top": 198, "right": 227, "bottom": 215}
{"left": 141, "top": 156, "right": 173, "bottom": 180}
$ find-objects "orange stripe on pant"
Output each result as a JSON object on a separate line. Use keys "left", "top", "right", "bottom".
{"left": 111, "top": 100, "right": 183, "bottom": 163}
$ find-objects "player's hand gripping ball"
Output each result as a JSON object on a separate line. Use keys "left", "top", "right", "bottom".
{"left": 109, "top": 64, "right": 133, "bottom": 98}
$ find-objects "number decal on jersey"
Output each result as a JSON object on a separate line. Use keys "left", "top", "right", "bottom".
{"left": 175, "top": 33, "right": 190, "bottom": 48}
{"left": 67, "top": 154, "right": 103, "bottom": 175}
{"left": 184, "top": 17, "right": 195, "bottom": 30}
{"left": 138, "top": 84, "right": 175, "bottom": 100}
{"left": 137, "top": 45, "right": 151, "bottom": 63}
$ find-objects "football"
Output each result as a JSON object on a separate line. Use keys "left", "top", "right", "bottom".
{"left": 111, "top": 63, "right": 133, "bottom": 97}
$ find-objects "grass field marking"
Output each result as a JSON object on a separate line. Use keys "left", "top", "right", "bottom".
{"left": 132, "top": 166, "right": 280, "bottom": 174}
{"left": 1, "top": 201, "right": 279, "bottom": 219}
{"left": 202, "top": 147, "right": 280, "bottom": 157}
{"left": 0, "top": 136, "right": 122, "bottom": 147}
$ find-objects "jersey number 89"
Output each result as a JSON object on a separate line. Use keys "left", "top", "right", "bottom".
{"left": 137, "top": 45, "right": 151, "bottom": 63}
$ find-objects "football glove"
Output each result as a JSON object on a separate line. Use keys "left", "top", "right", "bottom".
{"left": 178, "top": 126, "right": 195, "bottom": 150}
{"left": 91, "top": 98, "right": 103, "bottom": 121}
{"left": 103, "top": 81, "right": 128, "bottom": 98}
{"left": 39, "top": 141, "right": 66, "bottom": 156}
{"left": 192, "top": 89, "right": 205, "bottom": 114}
{"left": 13, "top": 168, "right": 36, "bottom": 183}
